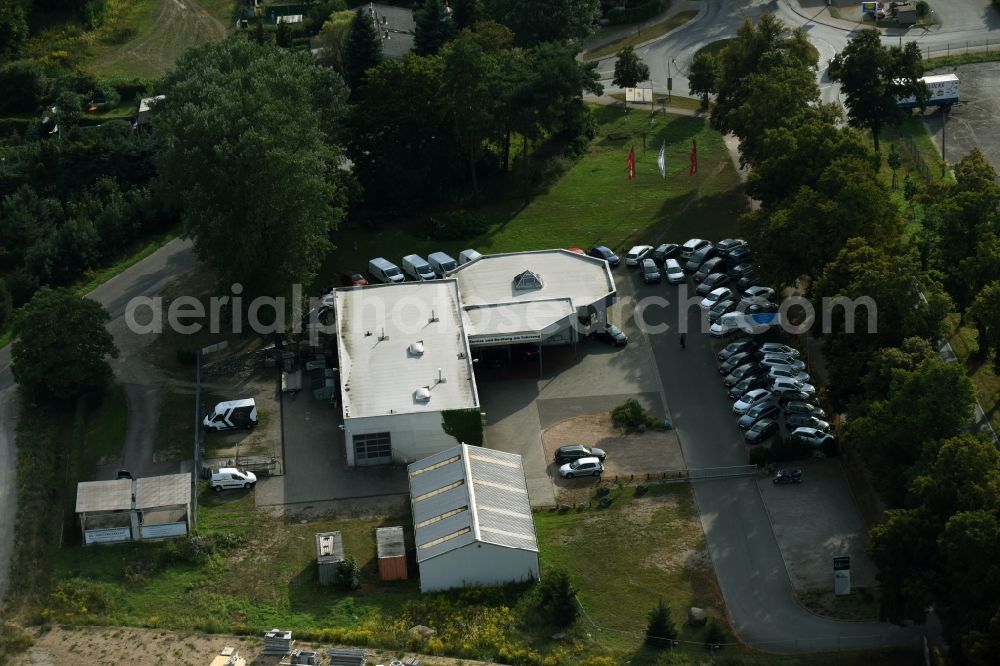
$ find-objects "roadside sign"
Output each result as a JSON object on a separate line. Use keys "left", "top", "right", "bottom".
{"left": 625, "top": 87, "right": 653, "bottom": 103}
{"left": 834, "top": 556, "right": 851, "bottom": 571}
{"left": 834, "top": 556, "right": 851, "bottom": 595}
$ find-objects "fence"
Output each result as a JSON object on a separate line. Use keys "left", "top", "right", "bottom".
{"left": 897, "top": 129, "right": 938, "bottom": 182}
{"left": 597, "top": 465, "right": 758, "bottom": 485}
{"left": 923, "top": 38, "right": 999, "bottom": 62}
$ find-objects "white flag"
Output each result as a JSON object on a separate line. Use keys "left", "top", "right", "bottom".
{"left": 657, "top": 141, "right": 666, "bottom": 178}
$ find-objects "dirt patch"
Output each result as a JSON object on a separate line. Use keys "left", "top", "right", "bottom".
{"left": 22, "top": 626, "right": 495, "bottom": 666}
{"left": 542, "top": 413, "right": 685, "bottom": 497}
{"left": 799, "top": 587, "right": 881, "bottom": 622}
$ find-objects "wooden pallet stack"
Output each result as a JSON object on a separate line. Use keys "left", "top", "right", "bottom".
{"left": 326, "top": 646, "right": 367, "bottom": 665}
{"left": 262, "top": 629, "right": 294, "bottom": 656}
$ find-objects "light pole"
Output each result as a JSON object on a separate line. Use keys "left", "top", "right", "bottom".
{"left": 192, "top": 347, "right": 202, "bottom": 528}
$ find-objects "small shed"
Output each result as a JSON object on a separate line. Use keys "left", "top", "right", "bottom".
{"left": 76, "top": 473, "right": 192, "bottom": 545}
{"left": 136, "top": 94, "right": 165, "bottom": 127}
{"left": 76, "top": 479, "right": 133, "bottom": 545}
{"left": 375, "top": 526, "right": 407, "bottom": 581}
{"left": 135, "top": 473, "right": 192, "bottom": 540}
{"left": 315, "top": 531, "right": 344, "bottom": 585}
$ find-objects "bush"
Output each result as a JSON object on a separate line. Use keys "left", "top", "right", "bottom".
{"left": 0, "top": 278, "right": 12, "bottom": 332}
{"left": 537, "top": 569, "right": 577, "bottom": 626}
{"left": 915, "top": 1, "right": 929, "bottom": 19}
{"left": 704, "top": 618, "right": 726, "bottom": 649}
{"left": 645, "top": 598, "right": 678, "bottom": 648}
{"left": 748, "top": 446, "right": 769, "bottom": 467}
{"left": 768, "top": 435, "right": 816, "bottom": 463}
{"left": 334, "top": 555, "right": 361, "bottom": 590}
{"left": 0, "top": 60, "right": 51, "bottom": 114}
{"left": 423, "top": 210, "right": 489, "bottom": 241}
{"left": 610, "top": 398, "right": 659, "bottom": 432}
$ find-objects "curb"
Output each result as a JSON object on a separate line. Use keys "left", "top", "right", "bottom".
{"left": 583, "top": 1, "right": 709, "bottom": 62}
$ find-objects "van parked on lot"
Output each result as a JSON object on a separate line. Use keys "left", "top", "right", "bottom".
{"left": 203, "top": 399, "right": 257, "bottom": 431}
{"left": 368, "top": 257, "right": 405, "bottom": 284}
{"left": 427, "top": 251, "right": 458, "bottom": 277}
{"left": 401, "top": 254, "right": 437, "bottom": 281}
{"left": 210, "top": 467, "right": 257, "bottom": 492}
{"left": 459, "top": 249, "right": 482, "bottom": 265}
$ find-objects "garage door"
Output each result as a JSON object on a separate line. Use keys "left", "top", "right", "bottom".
{"left": 353, "top": 432, "right": 392, "bottom": 466}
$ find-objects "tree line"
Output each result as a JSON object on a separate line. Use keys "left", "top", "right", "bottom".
{"left": 696, "top": 16, "right": 1000, "bottom": 663}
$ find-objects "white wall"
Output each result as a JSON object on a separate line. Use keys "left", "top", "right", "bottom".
{"left": 418, "top": 541, "right": 540, "bottom": 593}
{"left": 344, "top": 410, "right": 457, "bottom": 466}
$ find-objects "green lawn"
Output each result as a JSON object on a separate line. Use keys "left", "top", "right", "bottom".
{"left": 694, "top": 38, "right": 734, "bottom": 59}
{"left": 317, "top": 105, "right": 745, "bottom": 286}
{"left": 924, "top": 51, "right": 1000, "bottom": 71}
{"left": 155, "top": 389, "right": 229, "bottom": 462}
{"left": 82, "top": 383, "right": 129, "bottom": 465}
{"left": 584, "top": 10, "right": 700, "bottom": 60}
{"left": 946, "top": 316, "right": 1000, "bottom": 435}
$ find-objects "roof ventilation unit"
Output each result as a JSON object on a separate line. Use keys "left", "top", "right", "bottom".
{"left": 408, "top": 341, "right": 425, "bottom": 356}
{"left": 414, "top": 386, "right": 432, "bottom": 402}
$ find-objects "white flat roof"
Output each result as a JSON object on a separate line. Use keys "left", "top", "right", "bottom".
{"left": 138, "top": 95, "right": 165, "bottom": 113}
{"left": 408, "top": 444, "right": 537, "bottom": 563}
{"left": 76, "top": 479, "right": 132, "bottom": 513}
{"left": 453, "top": 250, "right": 615, "bottom": 337}
{"left": 463, "top": 298, "right": 575, "bottom": 344}
{"left": 335, "top": 281, "right": 478, "bottom": 419}
{"left": 135, "top": 473, "right": 191, "bottom": 509}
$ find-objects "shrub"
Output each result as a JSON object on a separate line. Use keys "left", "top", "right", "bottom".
{"left": 747, "top": 446, "right": 769, "bottom": 467}
{"left": 611, "top": 398, "right": 646, "bottom": 431}
{"left": 0, "top": 60, "right": 51, "bottom": 114}
{"left": 767, "top": 435, "right": 816, "bottom": 463}
{"left": 424, "top": 211, "right": 489, "bottom": 241}
{"left": 645, "top": 598, "right": 677, "bottom": 648}
{"left": 915, "top": 1, "right": 929, "bottom": 19}
{"left": 704, "top": 618, "right": 726, "bottom": 649}
{"left": 334, "top": 555, "right": 361, "bottom": 590}
{"left": 537, "top": 569, "right": 577, "bottom": 627}
{"left": 122, "top": 557, "right": 159, "bottom": 585}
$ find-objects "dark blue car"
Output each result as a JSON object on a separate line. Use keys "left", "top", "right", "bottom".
{"left": 589, "top": 245, "right": 620, "bottom": 267}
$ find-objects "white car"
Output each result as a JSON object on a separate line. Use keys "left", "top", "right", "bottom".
{"left": 760, "top": 354, "right": 806, "bottom": 371}
{"left": 664, "top": 258, "right": 685, "bottom": 284}
{"left": 742, "top": 286, "right": 776, "bottom": 302}
{"left": 700, "top": 287, "right": 734, "bottom": 310}
{"left": 733, "top": 388, "right": 773, "bottom": 415}
{"left": 210, "top": 467, "right": 258, "bottom": 492}
{"left": 770, "top": 377, "right": 816, "bottom": 396}
{"left": 625, "top": 245, "right": 654, "bottom": 266}
{"left": 559, "top": 456, "right": 604, "bottom": 479}
{"left": 791, "top": 427, "right": 836, "bottom": 447}
{"left": 768, "top": 366, "right": 810, "bottom": 383}
{"left": 757, "top": 342, "right": 800, "bottom": 359}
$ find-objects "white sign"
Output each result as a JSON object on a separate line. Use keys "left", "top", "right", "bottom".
{"left": 469, "top": 333, "right": 542, "bottom": 346}
{"left": 834, "top": 555, "right": 851, "bottom": 596}
{"left": 85, "top": 527, "right": 132, "bottom": 545}
{"left": 625, "top": 87, "right": 653, "bottom": 103}
{"left": 142, "top": 522, "right": 188, "bottom": 539}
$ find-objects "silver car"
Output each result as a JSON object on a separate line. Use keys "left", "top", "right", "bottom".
{"left": 768, "top": 366, "right": 810, "bottom": 383}
{"left": 770, "top": 377, "right": 816, "bottom": 396}
{"left": 760, "top": 354, "right": 806, "bottom": 372}
{"left": 559, "top": 457, "right": 604, "bottom": 479}
{"left": 733, "top": 388, "right": 773, "bottom": 415}
{"left": 758, "top": 342, "right": 799, "bottom": 358}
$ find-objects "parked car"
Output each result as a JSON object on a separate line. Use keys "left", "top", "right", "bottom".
{"left": 401, "top": 254, "right": 437, "bottom": 281}
{"left": 736, "top": 275, "right": 763, "bottom": 291}
{"left": 715, "top": 238, "right": 745, "bottom": 255}
{"left": 555, "top": 444, "right": 606, "bottom": 463}
{"left": 641, "top": 258, "right": 661, "bottom": 283}
{"left": 744, "top": 418, "right": 778, "bottom": 444}
{"left": 203, "top": 399, "right": 258, "bottom": 431}
{"left": 116, "top": 469, "right": 133, "bottom": 480}
{"left": 719, "top": 350, "right": 754, "bottom": 375}
{"left": 685, "top": 246, "right": 716, "bottom": 273}
{"left": 774, "top": 389, "right": 818, "bottom": 406}
{"left": 700, "top": 287, "right": 734, "bottom": 310}
{"left": 733, "top": 388, "right": 772, "bottom": 415}
{"left": 760, "top": 355, "right": 807, "bottom": 372}
{"left": 680, "top": 238, "right": 711, "bottom": 260}
{"left": 723, "top": 362, "right": 764, "bottom": 387}
{"left": 743, "top": 286, "right": 776, "bottom": 302}
{"left": 693, "top": 257, "right": 725, "bottom": 282}
{"left": 757, "top": 342, "right": 799, "bottom": 358}
{"left": 738, "top": 401, "right": 780, "bottom": 429}
{"left": 718, "top": 339, "right": 757, "bottom": 362}
{"left": 783, "top": 401, "right": 827, "bottom": 419}
{"left": 696, "top": 273, "right": 732, "bottom": 295}
{"left": 773, "top": 469, "right": 803, "bottom": 485}
{"left": 709, "top": 299, "right": 739, "bottom": 323}
{"left": 458, "top": 249, "right": 482, "bottom": 265}
{"left": 339, "top": 271, "right": 369, "bottom": 287}
{"left": 427, "top": 251, "right": 458, "bottom": 277}
{"left": 210, "top": 467, "right": 258, "bottom": 492}
{"left": 559, "top": 457, "right": 604, "bottom": 478}
{"left": 790, "top": 427, "right": 836, "bottom": 447}
{"left": 785, "top": 414, "right": 831, "bottom": 431}
{"left": 728, "top": 374, "right": 769, "bottom": 400}
{"left": 664, "top": 258, "right": 685, "bottom": 284}
{"left": 729, "top": 262, "right": 755, "bottom": 279}
{"left": 592, "top": 324, "right": 628, "bottom": 347}
{"left": 625, "top": 245, "right": 654, "bottom": 266}
{"left": 567, "top": 247, "right": 585, "bottom": 254}
{"left": 768, "top": 366, "right": 811, "bottom": 383}
{"left": 368, "top": 257, "right": 406, "bottom": 284}
{"left": 710, "top": 318, "right": 742, "bottom": 338}
{"left": 770, "top": 377, "right": 816, "bottom": 396}
{"left": 743, "top": 299, "right": 779, "bottom": 315}
{"left": 653, "top": 243, "right": 680, "bottom": 263}
{"left": 589, "top": 245, "right": 620, "bottom": 267}
{"left": 726, "top": 243, "right": 751, "bottom": 263}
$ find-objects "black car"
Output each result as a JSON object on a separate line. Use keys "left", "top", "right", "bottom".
{"left": 652, "top": 243, "right": 680, "bottom": 263}
{"left": 728, "top": 262, "right": 755, "bottom": 279}
{"left": 116, "top": 469, "right": 133, "bottom": 480}
{"left": 719, "top": 350, "right": 754, "bottom": 375}
{"left": 774, "top": 388, "right": 817, "bottom": 406}
{"left": 555, "top": 444, "right": 607, "bottom": 463}
{"left": 592, "top": 324, "right": 628, "bottom": 347}
{"left": 723, "top": 362, "right": 763, "bottom": 387}
{"left": 728, "top": 374, "right": 769, "bottom": 400}
{"left": 709, "top": 299, "right": 738, "bottom": 323}
{"left": 743, "top": 299, "right": 779, "bottom": 315}
{"left": 744, "top": 418, "right": 778, "bottom": 444}
{"left": 715, "top": 238, "right": 745, "bottom": 254}
{"left": 718, "top": 339, "right": 757, "bottom": 362}
{"left": 785, "top": 414, "right": 831, "bottom": 431}
{"left": 589, "top": 245, "right": 620, "bottom": 267}
{"left": 726, "top": 244, "right": 751, "bottom": 263}
{"left": 738, "top": 401, "right": 780, "bottom": 429}
{"left": 783, "top": 401, "right": 827, "bottom": 419}
{"left": 737, "top": 275, "right": 763, "bottom": 291}
{"left": 340, "top": 271, "right": 369, "bottom": 287}
{"left": 694, "top": 257, "right": 726, "bottom": 283}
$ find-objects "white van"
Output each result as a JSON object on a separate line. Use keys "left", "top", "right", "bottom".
{"left": 209, "top": 467, "right": 257, "bottom": 492}
{"left": 368, "top": 257, "right": 405, "bottom": 284}
{"left": 203, "top": 399, "right": 257, "bottom": 431}
{"left": 459, "top": 249, "right": 482, "bottom": 265}
{"left": 680, "top": 238, "right": 711, "bottom": 261}
{"left": 427, "top": 251, "right": 458, "bottom": 277}
{"left": 401, "top": 254, "right": 437, "bottom": 281}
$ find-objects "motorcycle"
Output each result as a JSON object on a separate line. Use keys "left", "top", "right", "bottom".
{"left": 773, "top": 469, "right": 803, "bottom": 485}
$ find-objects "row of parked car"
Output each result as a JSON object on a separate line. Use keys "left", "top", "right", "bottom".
{"left": 717, "top": 339, "right": 836, "bottom": 447}
{"left": 340, "top": 250, "right": 485, "bottom": 287}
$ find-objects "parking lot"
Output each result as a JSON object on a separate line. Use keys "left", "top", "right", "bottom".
{"left": 924, "top": 62, "right": 1000, "bottom": 171}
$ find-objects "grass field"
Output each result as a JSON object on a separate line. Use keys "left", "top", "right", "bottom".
{"left": 924, "top": 50, "right": 1000, "bottom": 71}
{"left": 584, "top": 10, "right": 700, "bottom": 60}
{"left": 317, "top": 105, "right": 745, "bottom": 286}
{"left": 946, "top": 316, "right": 1000, "bottom": 435}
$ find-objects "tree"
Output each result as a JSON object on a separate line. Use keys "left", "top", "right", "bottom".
{"left": 11, "top": 287, "right": 118, "bottom": 400}
{"left": 452, "top": 0, "right": 479, "bottom": 29}
{"left": 969, "top": 280, "right": 1000, "bottom": 369}
{"left": 887, "top": 143, "right": 902, "bottom": 189}
{"left": 415, "top": 0, "right": 457, "bottom": 55}
{"left": 687, "top": 51, "right": 719, "bottom": 107}
{"left": 343, "top": 7, "right": 383, "bottom": 91}
{"left": 156, "top": 39, "right": 351, "bottom": 299}
{"left": 315, "top": 10, "right": 355, "bottom": 72}
{"left": 334, "top": 555, "right": 361, "bottom": 590}
{"left": 645, "top": 598, "right": 677, "bottom": 648}
{"left": 0, "top": 278, "right": 11, "bottom": 331}
{"left": 481, "top": 0, "right": 599, "bottom": 46}
{"left": 253, "top": 20, "right": 270, "bottom": 45}
{"left": 828, "top": 30, "right": 927, "bottom": 151}
{"left": 276, "top": 20, "right": 292, "bottom": 48}
{"left": 305, "top": 0, "right": 347, "bottom": 34}
{"left": 915, "top": 1, "right": 930, "bottom": 20}
{"left": 0, "top": 0, "right": 28, "bottom": 61}
{"left": 440, "top": 37, "right": 496, "bottom": 195}
{"left": 612, "top": 45, "right": 649, "bottom": 90}
{"left": 537, "top": 569, "right": 577, "bottom": 626}
{"left": 859, "top": 337, "right": 936, "bottom": 402}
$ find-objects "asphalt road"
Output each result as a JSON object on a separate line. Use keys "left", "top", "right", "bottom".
{"left": 623, "top": 269, "right": 922, "bottom": 651}
{"left": 0, "top": 238, "right": 198, "bottom": 601}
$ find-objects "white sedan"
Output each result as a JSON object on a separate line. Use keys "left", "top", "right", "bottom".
{"left": 700, "top": 287, "right": 734, "bottom": 310}
{"left": 791, "top": 427, "right": 836, "bottom": 447}
{"left": 559, "top": 456, "right": 604, "bottom": 479}
{"left": 625, "top": 245, "right": 654, "bottom": 266}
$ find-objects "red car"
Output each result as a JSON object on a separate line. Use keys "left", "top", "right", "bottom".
{"left": 567, "top": 247, "right": 585, "bottom": 255}
{"left": 340, "top": 271, "right": 368, "bottom": 287}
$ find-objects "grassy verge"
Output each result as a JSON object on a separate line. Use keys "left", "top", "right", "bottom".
{"left": 155, "top": 389, "right": 231, "bottom": 463}
{"left": 316, "top": 104, "right": 745, "bottom": 287}
{"left": 694, "top": 38, "right": 734, "bottom": 59}
{"left": 584, "top": 10, "right": 700, "bottom": 60}
{"left": 82, "top": 383, "right": 129, "bottom": 466}
{"left": 607, "top": 92, "right": 703, "bottom": 112}
{"left": 799, "top": 587, "right": 880, "bottom": 622}
{"left": 946, "top": 315, "right": 1000, "bottom": 435}
{"left": 924, "top": 50, "right": 1000, "bottom": 70}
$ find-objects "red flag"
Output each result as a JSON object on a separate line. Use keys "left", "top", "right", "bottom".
{"left": 627, "top": 145, "right": 636, "bottom": 181}
{"left": 689, "top": 139, "right": 698, "bottom": 176}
